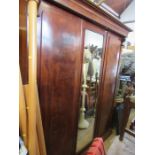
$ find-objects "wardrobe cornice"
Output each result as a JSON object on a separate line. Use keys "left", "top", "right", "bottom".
{"left": 40, "top": 0, "right": 132, "bottom": 37}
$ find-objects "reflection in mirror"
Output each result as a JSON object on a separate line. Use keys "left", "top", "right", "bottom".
{"left": 76, "top": 29, "right": 104, "bottom": 153}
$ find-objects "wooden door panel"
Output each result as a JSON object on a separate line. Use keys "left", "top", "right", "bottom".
{"left": 38, "top": 3, "right": 83, "bottom": 155}
{"left": 95, "top": 33, "right": 121, "bottom": 136}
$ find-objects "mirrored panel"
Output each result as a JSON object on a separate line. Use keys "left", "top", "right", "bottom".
{"left": 76, "top": 29, "right": 105, "bottom": 153}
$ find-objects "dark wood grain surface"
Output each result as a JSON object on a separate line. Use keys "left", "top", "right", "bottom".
{"left": 19, "top": 29, "right": 28, "bottom": 84}
{"left": 95, "top": 33, "right": 122, "bottom": 137}
{"left": 38, "top": 3, "right": 83, "bottom": 155}
{"left": 19, "top": 0, "right": 131, "bottom": 154}
{"left": 19, "top": 0, "right": 28, "bottom": 84}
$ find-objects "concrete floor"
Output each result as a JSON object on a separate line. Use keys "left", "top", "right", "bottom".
{"left": 104, "top": 109, "right": 135, "bottom": 154}
{"left": 107, "top": 133, "right": 135, "bottom": 155}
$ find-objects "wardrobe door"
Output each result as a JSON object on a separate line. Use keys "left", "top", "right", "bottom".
{"left": 76, "top": 21, "right": 107, "bottom": 153}
{"left": 38, "top": 2, "right": 83, "bottom": 155}
{"left": 95, "top": 33, "right": 122, "bottom": 137}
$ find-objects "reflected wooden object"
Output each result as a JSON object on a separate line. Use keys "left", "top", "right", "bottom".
{"left": 77, "top": 29, "right": 104, "bottom": 152}
{"left": 78, "top": 63, "right": 89, "bottom": 129}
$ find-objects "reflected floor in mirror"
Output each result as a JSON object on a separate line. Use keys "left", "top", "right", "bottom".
{"left": 76, "top": 117, "right": 95, "bottom": 153}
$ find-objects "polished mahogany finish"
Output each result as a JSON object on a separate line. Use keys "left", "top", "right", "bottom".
{"left": 95, "top": 33, "right": 122, "bottom": 137}
{"left": 35, "top": 1, "right": 131, "bottom": 155}
{"left": 19, "top": 0, "right": 28, "bottom": 84}
{"left": 38, "top": 3, "right": 83, "bottom": 155}
{"left": 44, "top": 0, "right": 131, "bottom": 37}
{"left": 19, "top": 0, "right": 131, "bottom": 154}
{"left": 19, "top": 29, "right": 28, "bottom": 84}
{"left": 19, "top": 0, "right": 27, "bottom": 28}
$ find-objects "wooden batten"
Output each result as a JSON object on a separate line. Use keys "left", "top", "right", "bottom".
{"left": 27, "top": 0, "right": 38, "bottom": 155}
{"left": 26, "top": 0, "right": 47, "bottom": 155}
{"left": 36, "top": 132, "right": 41, "bottom": 155}
{"left": 36, "top": 84, "right": 47, "bottom": 155}
{"left": 19, "top": 68, "right": 28, "bottom": 146}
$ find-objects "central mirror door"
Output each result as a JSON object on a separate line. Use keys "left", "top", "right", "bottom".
{"left": 76, "top": 28, "right": 105, "bottom": 153}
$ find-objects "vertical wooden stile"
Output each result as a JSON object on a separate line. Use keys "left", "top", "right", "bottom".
{"left": 19, "top": 68, "right": 28, "bottom": 146}
{"left": 26, "top": 0, "right": 47, "bottom": 154}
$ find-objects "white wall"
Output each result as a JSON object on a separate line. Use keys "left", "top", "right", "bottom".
{"left": 125, "top": 23, "right": 135, "bottom": 46}
{"left": 120, "top": 0, "right": 135, "bottom": 46}
{"left": 120, "top": 0, "right": 135, "bottom": 22}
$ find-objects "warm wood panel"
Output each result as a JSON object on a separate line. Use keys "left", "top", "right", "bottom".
{"left": 19, "top": 0, "right": 27, "bottom": 28}
{"left": 19, "top": 29, "right": 28, "bottom": 84}
{"left": 38, "top": 3, "right": 83, "bottom": 155}
{"left": 19, "top": 0, "right": 27, "bottom": 16}
{"left": 19, "top": 0, "right": 28, "bottom": 84}
{"left": 95, "top": 33, "right": 121, "bottom": 137}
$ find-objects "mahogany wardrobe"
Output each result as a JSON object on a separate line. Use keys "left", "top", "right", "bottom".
{"left": 20, "top": 0, "right": 131, "bottom": 155}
